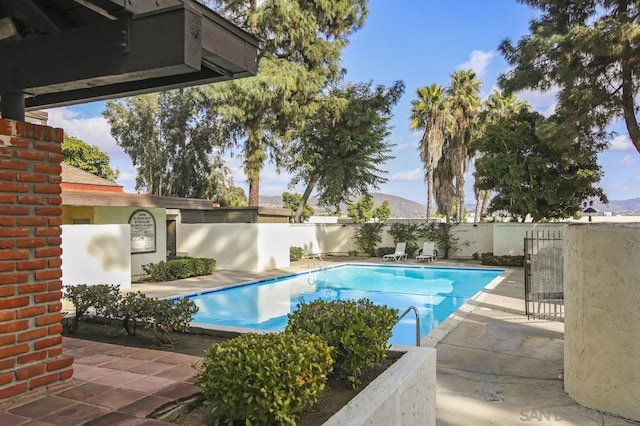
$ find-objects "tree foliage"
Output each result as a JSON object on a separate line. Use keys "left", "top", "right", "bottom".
{"left": 286, "top": 80, "right": 404, "bottom": 222}
{"left": 498, "top": 0, "right": 640, "bottom": 153}
{"left": 103, "top": 89, "right": 239, "bottom": 199}
{"left": 411, "top": 70, "right": 481, "bottom": 222}
{"left": 410, "top": 83, "right": 450, "bottom": 220}
{"left": 471, "top": 91, "right": 529, "bottom": 222}
{"left": 282, "top": 191, "right": 314, "bottom": 222}
{"left": 61, "top": 135, "right": 119, "bottom": 182}
{"left": 205, "top": 0, "right": 369, "bottom": 206}
{"left": 347, "top": 195, "right": 390, "bottom": 255}
{"left": 475, "top": 108, "right": 607, "bottom": 222}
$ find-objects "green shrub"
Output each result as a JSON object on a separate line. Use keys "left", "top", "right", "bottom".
{"left": 387, "top": 223, "right": 421, "bottom": 257}
{"left": 143, "top": 257, "right": 216, "bottom": 281}
{"left": 353, "top": 222, "right": 386, "bottom": 256}
{"left": 146, "top": 298, "right": 199, "bottom": 347}
{"left": 108, "top": 291, "right": 154, "bottom": 336}
{"left": 419, "top": 223, "right": 460, "bottom": 259}
{"left": 196, "top": 332, "right": 333, "bottom": 425}
{"left": 290, "top": 246, "right": 304, "bottom": 261}
{"left": 286, "top": 299, "right": 399, "bottom": 387}
{"left": 376, "top": 246, "right": 396, "bottom": 257}
{"left": 472, "top": 252, "right": 480, "bottom": 261}
{"left": 63, "top": 284, "right": 120, "bottom": 332}
{"left": 481, "top": 252, "right": 524, "bottom": 266}
{"left": 64, "top": 285, "right": 199, "bottom": 345}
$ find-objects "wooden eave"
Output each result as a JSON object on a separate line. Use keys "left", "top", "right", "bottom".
{"left": 61, "top": 189, "right": 220, "bottom": 210}
{"left": 0, "top": 0, "right": 259, "bottom": 110}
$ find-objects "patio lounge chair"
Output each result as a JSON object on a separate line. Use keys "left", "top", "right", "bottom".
{"left": 416, "top": 241, "right": 436, "bottom": 262}
{"left": 383, "top": 242, "right": 407, "bottom": 261}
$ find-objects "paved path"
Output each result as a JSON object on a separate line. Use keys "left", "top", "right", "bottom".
{"left": 434, "top": 267, "right": 635, "bottom": 425}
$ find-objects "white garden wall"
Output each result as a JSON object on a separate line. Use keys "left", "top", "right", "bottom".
{"left": 177, "top": 223, "right": 290, "bottom": 272}
{"left": 93, "top": 207, "right": 166, "bottom": 279}
{"left": 492, "top": 223, "right": 565, "bottom": 256}
{"left": 61, "top": 224, "right": 131, "bottom": 289}
{"left": 288, "top": 224, "right": 356, "bottom": 255}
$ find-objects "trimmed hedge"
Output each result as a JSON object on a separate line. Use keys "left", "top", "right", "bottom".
{"left": 481, "top": 252, "right": 525, "bottom": 266}
{"left": 196, "top": 332, "right": 333, "bottom": 425}
{"left": 63, "top": 284, "right": 198, "bottom": 347}
{"left": 290, "top": 246, "right": 304, "bottom": 261}
{"left": 376, "top": 246, "right": 396, "bottom": 257}
{"left": 286, "top": 298, "right": 399, "bottom": 387}
{"left": 142, "top": 256, "right": 216, "bottom": 281}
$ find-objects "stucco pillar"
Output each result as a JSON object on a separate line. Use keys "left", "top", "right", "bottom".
{"left": 0, "top": 119, "right": 72, "bottom": 400}
{"left": 564, "top": 223, "right": 640, "bottom": 421}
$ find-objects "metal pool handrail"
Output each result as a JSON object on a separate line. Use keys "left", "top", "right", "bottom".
{"left": 397, "top": 305, "right": 421, "bottom": 347}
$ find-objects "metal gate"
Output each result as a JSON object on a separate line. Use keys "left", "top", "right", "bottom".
{"left": 524, "top": 230, "right": 564, "bottom": 321}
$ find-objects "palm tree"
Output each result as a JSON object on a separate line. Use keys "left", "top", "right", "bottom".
{"left": 447, "top": 70, "right": 481, "bottom": 222}
{"left": 473, "top": 91, "right": 528, "bottom": 221}
{"left": 433, "top": 155, "right": 455, "bottom": 223}
{"left": 410, "top": 84, "right": 451, "bottom": 221}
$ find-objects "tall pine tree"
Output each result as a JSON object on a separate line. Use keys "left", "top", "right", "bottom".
{"left": 204, "top": 0, "right": 369, "bottom": 205}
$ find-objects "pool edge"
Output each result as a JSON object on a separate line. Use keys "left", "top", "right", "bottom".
{"left": 420, "top": 267, "right": 513, "bottom": 348}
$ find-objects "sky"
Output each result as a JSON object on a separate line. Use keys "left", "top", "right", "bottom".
{"left": 45, "top": 0, "right": 640, "bottom": 205}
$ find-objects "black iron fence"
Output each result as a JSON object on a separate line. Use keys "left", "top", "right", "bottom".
{"left": 524, "top": 230, "right": 564, "bottom": 321}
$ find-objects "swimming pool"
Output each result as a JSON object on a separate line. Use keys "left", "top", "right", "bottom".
{"left": 186, "top": 264, "right": 503, "bottom": 345}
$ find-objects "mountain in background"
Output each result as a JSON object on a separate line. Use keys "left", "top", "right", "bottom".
{"left": 591, "top": 198, "right": 640, "bottom": 215}
{"left": 259, "top": 194, "right": 640, "bottom": 218}
{"left": 259, "top": 193, "right": 428, "bottom": 218}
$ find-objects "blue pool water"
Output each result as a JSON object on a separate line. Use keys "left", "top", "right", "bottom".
{"left": 186, "top": 264, "right": 503, "bottom": 345}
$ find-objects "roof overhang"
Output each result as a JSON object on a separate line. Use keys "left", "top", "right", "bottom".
{"left": 61, "top": 189, "right": 292, "bottom": 217}
{"left": 62, "top": 189, "right": 220, "bottom": 210}
{"left": 0, "top": 0, "right": 258, "bottom": 110}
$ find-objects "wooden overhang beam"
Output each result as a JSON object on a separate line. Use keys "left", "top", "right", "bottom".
{"left": 0, "top": 1, "right": 258, "bottom": 111}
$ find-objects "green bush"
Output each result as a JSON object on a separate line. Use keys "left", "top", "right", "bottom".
{"left": 63, "top": 284, "right": 120, "bottom": 332}
{"left": 196, "top": 332, "right": 333, "bottom": 425}
{"left": 376, "top": 246, "right": 396, "bottom": 257}
{"left": 147, "top": 298, "right": 199, "bottom": 347}
{"left": 481, "top": 252, "right": 524, "bottom": 266}
{"left": 354, "top": 222, "right": 386, "bottom": 256}
{"left": 143, "top": 257, "right": 216, "bottom": 281}
{"left": 290, "top": 246, "right": 304, "bottom": 261}
{"left": 63, "top": 285, "right": 199, "bottom": 346}
{"left": 387, "top": 223, "right": 421, "bottom": 257}
{"left": 286, "top": 299, "right": 399, "bottom": 387}
{"left": 108, "top": 291, "right": 154, "bottom": 336}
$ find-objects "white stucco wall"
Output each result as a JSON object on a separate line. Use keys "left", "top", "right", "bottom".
{"left": 564, "top": 224, "right": 640, "bottom": 421}
{"left": 288, "top": 224, "right": 356, "bottom": 255}
{"left": 450, "top": 224, "right": 493, "bottom": 258}
{"left": 93, "top": 207, "right": 166, "bottom": 278}
{"left": 177, "top": 223, "right": 290, "bottom": 272}
{"left": 492, "top": 223, "right": 565, "bottom": 256}
{"left": 61, "top": 224, "right": 131, "bottom": 289}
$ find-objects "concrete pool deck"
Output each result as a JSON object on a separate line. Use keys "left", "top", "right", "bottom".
{"left": 8, "top": 257, "right": 637, "bottom": 425}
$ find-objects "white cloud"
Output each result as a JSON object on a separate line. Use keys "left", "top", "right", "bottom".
{"left": 457, "top": 50, "right": 496, "bottom": 79}
{"left": 46, "top": 106, "right": 137, "bottom": 192}
{"left": 608, "top": 135, "right": 634, "bottom": 151}
{"left": 517, "top": 87, "right": 559, "bottom": 117}
{"left": 390, "top": 168, "right": 423, "bottom": 181}
{"left": 619, "top": 155, "right": 635, "bottom": 166}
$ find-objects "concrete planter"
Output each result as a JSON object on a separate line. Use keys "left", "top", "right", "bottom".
{"left": 324, "top": 346, "right": 436, "bottom": 426}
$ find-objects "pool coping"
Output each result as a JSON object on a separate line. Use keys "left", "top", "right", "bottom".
{"left": 420, "top": 268, "right": 509, "bottom": 347}
{"left": 181, "top": 263, "right": 508, "bottom": 344}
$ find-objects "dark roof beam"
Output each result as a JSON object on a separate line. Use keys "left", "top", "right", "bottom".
{"left": 0, "top": 5, "right": 202, "bottom": 96}
{"left": 71, "top": 0, "right": 117, "bottom": 21}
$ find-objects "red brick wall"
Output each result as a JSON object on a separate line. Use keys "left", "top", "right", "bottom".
{"left": 0, "top": 118, "right": 72, "bottom": 400}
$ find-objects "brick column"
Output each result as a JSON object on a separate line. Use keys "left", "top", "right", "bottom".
{"left": 0, "top": 118, "right": 72, "bottom": 400}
